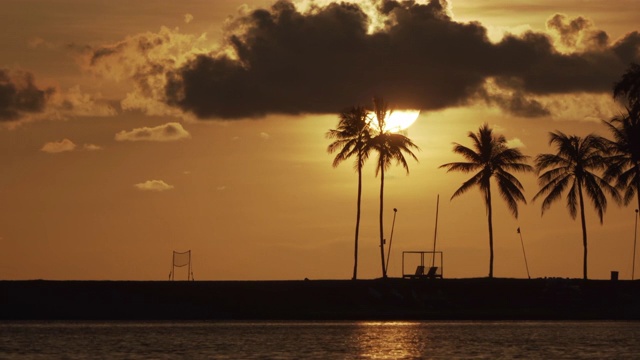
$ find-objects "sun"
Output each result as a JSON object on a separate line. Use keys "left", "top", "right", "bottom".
{"left": 378, "top": 110, "right": 421, "bottom": 132}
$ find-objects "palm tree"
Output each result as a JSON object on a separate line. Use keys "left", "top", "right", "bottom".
{"left": 440, "top": 124, "right": 532, "bottom": 278}
{"left": 605, "top": 64, "right": 640, "bottom": 210}
{"left": 613, "top": 63, "right": 640, "bottom": 116}
{"left": 602, "top": 111, "right": 640, "bottom": 212}
{"left": 326, "top": 106, "right": 372, "bottom": 280}
{"left": 533, "top": 132, "right": 620, "bottom": 280}
{"left": 370, "top": 97, "right": 420, "bottom": 278}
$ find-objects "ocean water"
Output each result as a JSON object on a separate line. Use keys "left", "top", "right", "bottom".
{"left": 1, "top": 321, "right": 639, "bottom": 359}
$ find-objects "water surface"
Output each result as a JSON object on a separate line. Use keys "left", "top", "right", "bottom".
{"left": 1, "top": 321, "right": 638, "bottom": 359}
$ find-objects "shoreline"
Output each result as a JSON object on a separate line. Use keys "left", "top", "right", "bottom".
{"left": 2, "top": 278, "right": 639, "bottom": 321}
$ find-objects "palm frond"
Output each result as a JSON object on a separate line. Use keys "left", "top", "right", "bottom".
{"left": 450, "top": 171, "right": 484, "bottom": 200}
{"left": 534, "top": 173, "right": 571, "bottom": 213}
{"left": 495, "top": 170, "right": 527, "bottom": 217}
{"left": 440, "top": 162, "right": 481, "bottom": 173}
{"left": 451, "top": 143, "right": 481, "bottom": 163}
{"left": 565, "top": 181, "right": 579, "bottom": 219}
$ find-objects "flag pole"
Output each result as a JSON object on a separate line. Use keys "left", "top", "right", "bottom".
{"left": 385, "top": 208, "right": 398, "bottom": 273}
{"left": 517, "top": 227, "right": 531, "bottom": 279}
{"left": 431, "top": 195, "right": 440, "bottom": 268}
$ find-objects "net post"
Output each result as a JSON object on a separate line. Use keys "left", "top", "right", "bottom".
{"left": 188, "top": 250, "right": 192, "bottom": 281}
{"left": 171, "top": 251, "right": 175, "bottom": 281}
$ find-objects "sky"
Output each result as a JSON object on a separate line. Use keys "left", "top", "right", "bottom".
{"left": 1, "top": 0, "right": 639, "bottom": 281}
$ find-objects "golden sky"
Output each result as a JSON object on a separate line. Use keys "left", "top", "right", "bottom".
{"left": 1, "top": 0, "right": 639, "bottom": 280}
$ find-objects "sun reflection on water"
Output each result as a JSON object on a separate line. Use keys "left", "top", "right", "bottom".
{"left": 351, "top": 321, "right": 429, "bottom": 359}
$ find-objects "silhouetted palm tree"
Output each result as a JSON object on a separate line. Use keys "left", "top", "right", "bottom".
{"left": 603, "top": 111, "right": 640, "bottom": 212}
{"left": 533, "top": 132, "right": 620, "bottom": 280}
{"left": 326, "top": 106, "right": 372, "bottom": 280}
{"left": 440, "top": 124, "right": 532, "bottom": 278}
{"left": 613, "top": 63, "right": 640, "bottom": 116}
{"left": 370, "top": 97, "right": 419, "bottom": 279}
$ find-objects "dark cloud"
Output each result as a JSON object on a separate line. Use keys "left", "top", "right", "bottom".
{"left": 484, "top": 91, "right": 551, "bottom": 118}
{"left": 0, "top": 69, "right": 53, "bottom": 121}
{"left": 546, "top": 14, "right": 608, "bottom": 50}
{"left": 87, "top": 0, "right": 640, "bottom": 119}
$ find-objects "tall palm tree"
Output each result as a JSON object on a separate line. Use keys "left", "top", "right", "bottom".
{"left": 602, "top": 111, "right": 640, "bottom": 212}
{"left": 326, "top": 106, "right": 372, "bottom": 280}
{"left": 533, "top": 132, "right": 620, "bottom": 280}
{"left": 613, "top": 63, "right": 640, "bottom": 116}
{"left": 370, "top": 97, "right": 420, "bottom": 278}
{"left": 440, "top": 124, "right": 532, "bottom": 278}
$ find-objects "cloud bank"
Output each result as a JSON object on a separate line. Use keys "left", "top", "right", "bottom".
{"left": 84, "top": 0, "right": 640, "bottom": 120}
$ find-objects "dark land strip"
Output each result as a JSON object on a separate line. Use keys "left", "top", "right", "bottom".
{"left": 2, "top": 278, "right": 639, "bottom": 320}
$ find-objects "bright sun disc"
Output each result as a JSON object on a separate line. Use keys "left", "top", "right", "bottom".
{"left": 384, "top": 110, "right": 420, "bottom": 132}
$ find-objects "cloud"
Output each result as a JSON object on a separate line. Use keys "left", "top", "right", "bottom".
{"left": 506, "top": 138, "right": 525, "bottom": 148}
{"left": 41, "top": 139, "right": 77, "bottom": 153}
{"left": 546, "top": 14, "right": 608, "bottom": 53}
{"left": 83, "top": 143, "right": 103, "bottom": 151}
{"left": 479, "top": 78, "right": 551, "bottom": 117}
{"left": 0, "top": 69, "right": 54, "bottom": 121}
{"left": 46, "top": 85, "right": 117, "bottom": 119}
{"left": 80, "top": 26, "right": 210, "bottom": 118}
{"left": 0, "top": 68, "right": 116, "bottom": 126}
{"left": 84, "top": 0, "right": 640, "bottom": 120}
{"left": 115, "top": 122, "right": 191, "bottom": 142}
{"left": 161, "top": 0, "right": 639, "bottom": 119}
{"left": 27, "top": 37, "right": 55, "bottom": 49}
{"left": 40, "top": 140, "right": 105, "bottom": 153}
{"left": 185, "top": 13, "right": 194, "bottom": 24}
{"left": 134, "top": 180, "right": 174, "bottom": 192}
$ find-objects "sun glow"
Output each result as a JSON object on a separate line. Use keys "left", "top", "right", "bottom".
{"left": 373, "top": 110, "right": 421, "bottom": 133}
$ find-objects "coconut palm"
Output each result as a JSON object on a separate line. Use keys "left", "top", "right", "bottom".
{"left": 613, "top": 63, "right": 640, "bottom": 116}
{"left": 602, "top": 110, "right": 640, "bottom": 211}
{"left": 326, "top": 106, "right": 372, "bottom": 280}
{"left": 370, "top": 97, "right": 420, "bottom": 279}
{"left": 604, "top": 64, "right": 640, "bottom": 210}
{"left": 440, "top": 124, "right": 532, "bottom": 278}
{"left": 533, "top": 132, "right": 620, "bottom": 280}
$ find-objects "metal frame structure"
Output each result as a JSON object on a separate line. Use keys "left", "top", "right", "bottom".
{"left": 170, "top": 250, "right": 194, "bottom": 281}
{"left": 402, "top": 251, "right": 443, "bottom": 279}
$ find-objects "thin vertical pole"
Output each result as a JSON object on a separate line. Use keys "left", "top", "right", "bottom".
{"left": 171, "top": 251, "right": 175, "bottom": 281}
{"left": 431, "top": 195, "right": 440, "bottom": 268}
{"left": 633, "top": 209, "right": 638, "bottom": 280}
{"left": 385, "top": 208, "right": 398, "bottom": 273}
{"left": 189, "top": 250, "right": 192, "bottom": 281}
{"left": 517, "top": 227, "right": 531, "bottom": 279}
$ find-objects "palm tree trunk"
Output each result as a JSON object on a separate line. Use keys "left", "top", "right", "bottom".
{"left": 578, "top": 183, "right": 588, "bottom": 280}
{"left": 636, "top": 165, "right": 640, "bottom": 213}
{"left": 486, "top": 187, "right": 494, "bottom": 278}
{"left": 379, "top": 166, "right": 387, "bottom": 278}
{"left": 352, "top": 165, "right": 362, "bottom": 280}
